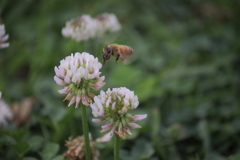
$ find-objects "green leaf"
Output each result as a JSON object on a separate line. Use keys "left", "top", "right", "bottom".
{"left": 11, "top": 141, "right": 30, "bottom": 157}
{"left": 41, "top": 143, "right": 59, "bottom": 160}
{"left": 49, "top": 107, "right": 66, "bottom": 123}
{"left": 51, "top": 155, "right": 64, "bottom": 160}
{"left": 11, "top": 130, "right": 26, "bottom": 141}
{"left": 131, "top": 139, "right": 154, "bottom": 159}
{"left": 22, "top": 157, "right": 38, "bottom": 160}
{"left": 27, "top": 136, "right": 43, "bottom": 150}
{"left": 0, "top": 135, "right": 16, "bottom": 145}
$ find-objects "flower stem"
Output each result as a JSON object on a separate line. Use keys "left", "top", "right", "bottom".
{"left": 114, "top": 133, "right": 120, "bottom": 160}
{"left": 81, "top": 103, "right": 91, "bottom": 160}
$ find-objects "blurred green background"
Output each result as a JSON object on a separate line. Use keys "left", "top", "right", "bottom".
{"left": 0, "top": 0, "right": 240, "bottom": 160}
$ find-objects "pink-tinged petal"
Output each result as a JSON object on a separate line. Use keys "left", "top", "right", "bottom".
{"left": 92, "top": 69, "right": 101, "bottom": 77}
{"left": 109, "top": 126, "right": 116, "bottom": 136}
{"left": 92, "top": 118, "right": 104, "bottom": 123}
{"left": 58, "top": 87, "right": 70, "bottom": 94}
{"left": 124, "top": 126, "right": 132, "bottom": 135}
{"left": 86, "top": 96, "right": 93, "bottom": 104}
{"left": 96, "top": 130, "right": 113, "bottom": 142}
{"left": 100, "top": 123, "right": 115, "bottom": 133}
{"left": 98, "top": 76, "right": 105, "bottom": 82}
{"left": 0, "top": 34, "right": 9, "bottom": 41}
{"left": 105, "top": 97, "right": 111, "bottom": 108}
{"left": 58, "top": 66, "right": 66, "bottom": 77}
{"left": 130, "top": 114, "right": 147, "bottom": 122}
{"left": 68, "top": 96, "right": 76, "bottom": 107}
{"left": 93, "top": 96, "right": 104, "bottom": 115}
{"left": 90, "top": 103, "right": 99, "bottom": 117}
{"left": 64, "top": 93, "right": 73, "bottom": 101}
{"left": 92, "top": 76, "right": 105, "bottom": 90}
{"left": 119, "top": 106, "right": 128, "bottom": 114}
{"left": 100, "top": 128, "right": 111, "bottom": 133}
{"left": 82, "top": 95, "right": 92, "bottom": 106}
{"left": 127, "top": 122, "right": 142, "bottom": 129}
{"left": 101, "top": 122, "right": 112, "bottom": 129}
{"left": 54, "top": 66, "right": 61, "bottom": 77}
{"left": 75, "top": 95, "right": 82, "bottom": 108}
{"left": 92, "top": 82, "right": 105, "bottom": 90}
{"left": 54, "top": 76, "right": 66, "bottom": 86}
{"left": 64, "top": 75, "right": 71, "bottom": 83}
{"left": 82, "top": 95, "right": 88, "bottom": 106}
{"left": 88, "top": 93, "right": 95, "bottom": 99}
{"left": 0, "top": 43, "right": 9, "bottom": 48}
{"left": 112, "top": 102, "right": 116, "bottom": 110}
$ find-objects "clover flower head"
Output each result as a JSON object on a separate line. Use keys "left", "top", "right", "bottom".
{"left": 63, "top": 135, "right": 99, "bottom": 160}
{"left": 90, "top": 87, "right": 147, "bottom": 141}
{"left": 0, "top": 24, "right": 10, "bottom": 49}
{"left": 62, "top": 15, "right": 98, "bottom": 42}
{"left": 0, "top": 94, "right": 13, "bottom": 126}
{"left": 95, "top": 13, "right": 121, "bottom": 36}
{"left": 54, "top": 52, "right": 105, "bottom": 108}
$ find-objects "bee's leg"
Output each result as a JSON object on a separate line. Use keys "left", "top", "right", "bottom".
{"left": 115, "top": 54, "right": 120, "bottom": 63}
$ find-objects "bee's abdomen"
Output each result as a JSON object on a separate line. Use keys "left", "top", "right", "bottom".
{"left": 120, "top": 45, "right": 134, "bottom": 55}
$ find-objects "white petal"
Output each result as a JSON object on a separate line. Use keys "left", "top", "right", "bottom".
{"left": 96, "top": 129, "right": 114, "bottom": 142}
{"left": 54, "top": 76, "right": 66, "bottom": 86}
{"left": 68, "top": 96, "right": 76, "bottom": 107}
{"left": 58, "top": 88, "right": 70, "bottom": 94}
{"left": 131, "top": 114, "right": 147, "bottom": 122}
{"left": 92, "top": 118, "right": 104, "bottom": 123}
{"left": 127, "top": 122, "right": 141, "bottom": 129}
{"left": 75, "top": 95, "right": 82, "bottom": 108}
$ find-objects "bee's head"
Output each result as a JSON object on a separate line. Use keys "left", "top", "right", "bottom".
{"left": 102, "top": 46, "right": 114, "bottom": 65}
{"left": 102, "top": 51, "right": 111, "bottom": 65}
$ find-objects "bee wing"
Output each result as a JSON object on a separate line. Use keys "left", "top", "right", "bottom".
{"left": 119, "top": 52, "right": 126, "bottom": 61}
{"left": 122, "top": 50, "right": 138, "bottom": 65}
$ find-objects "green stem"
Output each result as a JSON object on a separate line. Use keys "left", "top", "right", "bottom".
{"left": 81, "top": 103, "right": 91, "bottom": 160}
{"left": 114, "top": 133, "right": 120, "bottom": 160}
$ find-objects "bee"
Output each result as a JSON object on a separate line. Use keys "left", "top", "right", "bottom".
{"left": 102, "top": 44, "right": 134, "bottom": 64}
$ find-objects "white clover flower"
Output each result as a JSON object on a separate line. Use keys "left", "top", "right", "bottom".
{"left": 0, "top": 94, "right": 13, "bottom": 126}
{"left": 90, "top": 87, "right": 147, "bottom": 141}
{"left": 0, "top": 24, "right": 10, "bottom": 49}
{"left": 95, "top": 13, "right": 121, "bottom": 36}
{"left": 62, "top": 15, "right": 98, "bottom": 42}
{"left": 54, "top": 52, "right": 105, "bottom": 108}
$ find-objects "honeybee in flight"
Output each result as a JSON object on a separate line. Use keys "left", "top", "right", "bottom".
{"left": 102, "top": 44, "right": 134, "bottom": 64}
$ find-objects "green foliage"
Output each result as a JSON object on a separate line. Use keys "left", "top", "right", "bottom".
{"left": 0, "top": 0, "right": 240, "bottom": 159}
{"left": 22, "top": 158, "right": 38, "bottom": 160}
{"left": 11, "top": 141, "right": 30, "bottom": 157}
{"left": 120, "top": 139, "right": 154, "bottom": 160}
{"left": 41, "top": 143, "right": 62, "bottom": 160}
